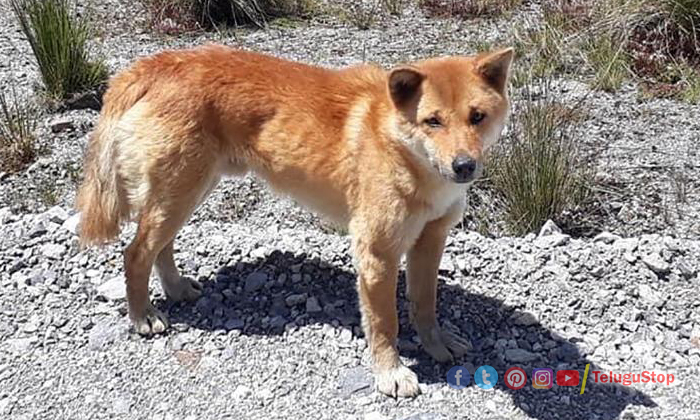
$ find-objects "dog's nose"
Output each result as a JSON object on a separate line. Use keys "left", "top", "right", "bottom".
{"left": 451, "top": 156, "right": 477, "bottom": 182}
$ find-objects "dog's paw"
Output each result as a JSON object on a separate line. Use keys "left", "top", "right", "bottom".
{"left": 133, "top": 305, "right": 169, "bottom": 336}
{"left": 375, "top": 365, "right": 421, "bottom": 398}
{"left": 419, "top": 325, "right": 472, "bottom": 363}
{"left": 163, "top": 276, "right": 203, "bottom": 302}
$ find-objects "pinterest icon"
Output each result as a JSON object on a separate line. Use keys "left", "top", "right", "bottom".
{"left": 504, "top": 367, "right": 527, "bottom": 390}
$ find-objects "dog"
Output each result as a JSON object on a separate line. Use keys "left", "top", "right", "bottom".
{"left": 76, "top": 44, "right": 513, "bottom": 398}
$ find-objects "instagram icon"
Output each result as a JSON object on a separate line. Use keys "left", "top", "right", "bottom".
{"left": 532, "top": 368, "right": 553, "bottom": 389}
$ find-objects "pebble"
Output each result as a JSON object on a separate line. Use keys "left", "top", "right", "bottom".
{"left": 505, "top": 348, "right": 539, "bottom": 363}
{"left": 306, "top": 296, "right": 322, "bottom": 313}
{"left": 232, "top": 385, "right": 252, "bottom": 400}
{"left": 642, "top": 253, "right": 670, "bottom": 274}
{"left": 40, "top": 243, "right": 66, "bottom": 259}
{"left": 285, "top": 293, "right": 307, "bottom": 307}
{"left": 244, "top": 272, "right": 267, "bottom": 293}
{"left": 97, "top": 277, "right": 126, "bottom": 300}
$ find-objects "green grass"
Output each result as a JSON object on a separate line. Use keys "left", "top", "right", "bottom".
{"left": 11, "top": 0, "right": 107, "bottom": 103}
{"left": 585, "top": 34, "right": 630, "bottom": 91}
{"left": 489, "top": 82, "right": 590, "bottom": 235}
{"left": 0, "top": 88, "right": 38, "bottom": 173}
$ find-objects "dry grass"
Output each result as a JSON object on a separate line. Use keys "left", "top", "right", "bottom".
{"left": 420, "top": 0, "right": 522, "bottom": 19}
{"left": 142, "top": 0, "right": 318, "bottom": 33}
{"left": 0, "top": 88, "right": 38, "bottom": 173}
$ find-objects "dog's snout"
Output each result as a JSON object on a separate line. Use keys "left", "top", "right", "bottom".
{"left": 451, "top": 156, "right": 477, "bottom": 182}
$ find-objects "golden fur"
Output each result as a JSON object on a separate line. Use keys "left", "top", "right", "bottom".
{"left": 76, "top": 45, "right": 513, "bottom": 398}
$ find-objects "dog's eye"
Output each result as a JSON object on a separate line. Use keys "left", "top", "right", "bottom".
{"left": 470, "top": 111, "right": 486, "bottom": 125}
{"left": 424, "top": 116, "right": 442, "bottom": 128}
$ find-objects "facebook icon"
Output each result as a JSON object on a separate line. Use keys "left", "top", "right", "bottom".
{"left": 446, "top": 366, "right": 471, "bottom": 389}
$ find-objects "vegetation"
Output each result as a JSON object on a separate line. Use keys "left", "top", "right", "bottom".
{"left": 0, "top": 88, "right": 38, "bottom": 173}
{"left": 489, "top": 82, "right": 591, "bottom": 235}
{"left": 420, "top": 0, "right": 523, "bottom": 18}
{"left": 142, "top": 0, "right": 318, "bottom": 33}
{"left": 10, "top": 0, "right": 108, "bottom": 103}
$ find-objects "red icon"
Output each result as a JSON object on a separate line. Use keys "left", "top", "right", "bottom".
{"left": 504, "top": 367, "right": 527, "bottom": 390}
{"left": 556, "top": 370, "right": 580, "bottom": 386}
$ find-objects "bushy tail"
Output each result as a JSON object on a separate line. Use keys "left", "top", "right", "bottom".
{"left": 76, "top": 69, "right": 152, "bottom": 246}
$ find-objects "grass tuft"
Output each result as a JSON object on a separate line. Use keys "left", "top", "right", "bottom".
{"left": 420, "top": 0, "right": 522, "bottom": 19}
{"left": 142, "top": 0, "right": 317, "bottom": 32}
{"left": 10, "top": 0, "right": 108, "bottom": 103}
{"left": 489, "top": 81, "right": 591, "bottom": 235}
{"left": 0, "top": 88, "right": 38, "bottom": 173}
{"left": 585, "top": 34, "right": 630, "bottom": 91}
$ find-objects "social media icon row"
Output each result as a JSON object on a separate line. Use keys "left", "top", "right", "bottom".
{"left": 447, "top": 366, "right": 581, "bottom": 390}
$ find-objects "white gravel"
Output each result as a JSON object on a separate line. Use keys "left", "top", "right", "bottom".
{"left": 1, "top": 1, "right": 699, "bottom": 419}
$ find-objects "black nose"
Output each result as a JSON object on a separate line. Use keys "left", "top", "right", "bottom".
{"left": 452, "top": 156, "right": 477, "bottom": 181}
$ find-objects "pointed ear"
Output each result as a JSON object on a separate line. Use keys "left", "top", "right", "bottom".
{"left": 388, "top": 66, "right": 425, "bottom": 109}
{"left": 476, "top": 48, "right": 514, "bottom": 92}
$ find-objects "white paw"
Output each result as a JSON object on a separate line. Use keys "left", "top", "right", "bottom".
{"left": 132, "top": 305, "right": 169, "bottom": 336}
{"left": 375, "top": 364, "right": 421, "bottom": 398}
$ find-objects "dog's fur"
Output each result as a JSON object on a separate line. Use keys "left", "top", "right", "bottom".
{"left": 76, "top": 45, "right": 513, "bottom": 398}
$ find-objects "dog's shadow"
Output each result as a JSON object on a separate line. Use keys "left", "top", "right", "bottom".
{"left": 157, "top": 250, "right": 656, "bottom": 419}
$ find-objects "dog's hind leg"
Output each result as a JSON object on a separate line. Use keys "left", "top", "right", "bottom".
{"left": 124, "top": 143, "right": 220, "bottom": 335}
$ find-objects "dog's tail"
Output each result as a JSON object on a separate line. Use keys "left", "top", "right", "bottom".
{"left": 76, "top": 69, "right": 152, "bottom": 246}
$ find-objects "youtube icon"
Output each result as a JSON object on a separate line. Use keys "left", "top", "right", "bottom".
{"left": 556, "top": 370, "right": 580, "bottom": 386}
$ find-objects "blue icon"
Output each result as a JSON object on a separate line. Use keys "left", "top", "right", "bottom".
{"left": 475, "top": 365, "right": 498, "bottom": 390}
{"left": 446, "top": 366, "right": 470, "bottom": 389}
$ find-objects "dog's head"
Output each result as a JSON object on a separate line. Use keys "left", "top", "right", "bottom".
{"left": 387, "top": 48, "right": 514, "bottom": 184}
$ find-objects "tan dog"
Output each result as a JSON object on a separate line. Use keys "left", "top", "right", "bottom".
{"left": 76, "top": 45, "right": 513, "bottom": 398}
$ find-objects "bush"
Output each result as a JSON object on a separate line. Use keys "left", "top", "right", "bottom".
{"left": 0, "top": 88, "right": 38, "bottom": 173}
{"left": 10, "top": 0, "right": 108, "bottom": 104}
{"left": 420, "top": 0, "right": 522, "bottom": 18}
{"left": 489, "top": 82, "right": 590, "bottom": 235}
{"left": 142, "top": 0, "right": 317, "bottom": 32}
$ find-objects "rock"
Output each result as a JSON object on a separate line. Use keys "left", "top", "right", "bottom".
{"left": 97, "top": 277, "right": 126, "bottom": 300}
{"left": 538, "top": 219, "right": 561, "bottom": 236}
{"left": 642, "top": 253, "right": 670, "bottom": 274}
{"left": 677, "top": 259, "right": 696, "bottom": 279}
{"left": 285, "top": 293, "right": 307, "bottom": 307}
{"left": 44, "top": 206, "right": 68, "bottom": 224}
{"left": 50, "top": 118, "right": 75, "bottom": 133}
{"left": 535, "top": 233, "right": 570, "bottom": 248}
{"left": 365, "top": 413, "right": 389, "bottom": 420}
{"left": 306, "top": 296, "right": 322, "bottom": 313}
{"left": 0, "top": 207, "right": 12, "bottom": 224}
{"left": 61, "top": 212, "right": 81, "bottom": 235}
{"left": 40, "top": 243, "right": 66, "bottom": 259}
{"left": 402, "top": 414, "right": 445, "bottom": 420}
{"left": 505, "top": 348, "right": 539, "bottom": 363}
{"left": 224, "top": 318, "right": 244, "bottom": 330}
{"left": 88, "top": 318, "right": 128, "bottom": 350}
{"left": 232, "top": 385, "right": 252, "bottom": 400}
{"left": 510, "top": 311, "right": 539, "bottom": 327}
{"left": 244, "top": 272, "right": 267, "bottom": 293}
{"left": 594, "top": 232, "right": 620, "bottom": 244}
{"left": 337, "top": 366, "right": 373, "bottom": 398}
{"left": 339, "top": 328, "right": 353, "bottom": 343}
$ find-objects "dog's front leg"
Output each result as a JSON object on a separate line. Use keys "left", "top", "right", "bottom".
{"left": 406, "top": 206, "right": 472, "bottom": 362}
{"left": 352, "top": 231, "right": 420, "bottom": 398}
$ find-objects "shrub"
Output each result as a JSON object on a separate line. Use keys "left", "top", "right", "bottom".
{"left": 489, "top": 82, "right": 591, "bottom": 235}
{"left": 420, "top": 0, "right": 522, "bottom": 18}
{"left": 142, "top": 0, "right": 317, "bottom": 32}
{"left": 0, "top": 88, "right": 38, "bottom": 173}
{"left": 10, "top": 0, "right": 108, "bottom": 104}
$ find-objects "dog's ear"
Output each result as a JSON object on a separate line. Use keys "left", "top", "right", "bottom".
{"left": 476, "top": 48, "right": 514, "bottom": 93}
{"left": 388, "top": 66, "right": 425, "bottom": 111}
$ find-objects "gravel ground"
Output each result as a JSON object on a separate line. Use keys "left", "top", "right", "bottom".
{"left": 1, "top": 1, "right": 699, "bottom": 419}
